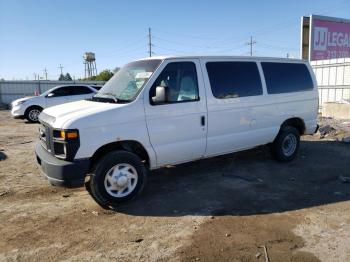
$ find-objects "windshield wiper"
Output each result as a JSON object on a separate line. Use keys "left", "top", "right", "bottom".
{"left": 90, "top": 94, "right": 118, "bottom": 103}
{"left": 88, "top": 93, "right": 133, "bottom": 104}
{"left": 115, "top": 98, "right": 132, "bottom": 103}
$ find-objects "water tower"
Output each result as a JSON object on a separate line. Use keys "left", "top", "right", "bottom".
{"left": 83, "top": 52, "right": 97, "bottom": 78}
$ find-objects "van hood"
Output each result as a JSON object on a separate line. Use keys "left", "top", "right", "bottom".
{"left": 40, "top": 100, "right": 125, "bottom": 128}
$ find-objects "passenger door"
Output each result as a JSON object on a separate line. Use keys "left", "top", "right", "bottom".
{"left": 144, "top": 60, "right": 207, "bottom": 167}
{"left": 202, "top": 60, "right": 265, "bottom": 156}
{"left": 45, "top": 86, "right": 71, "bottom": 107}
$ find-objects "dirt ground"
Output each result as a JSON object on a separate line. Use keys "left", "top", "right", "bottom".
{"left": 0, "top": 110, "right": 350, "bottom": 262}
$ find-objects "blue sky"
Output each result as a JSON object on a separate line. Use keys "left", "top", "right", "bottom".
{"left": 0, "top": 0, "right": 349, "bottom": 80}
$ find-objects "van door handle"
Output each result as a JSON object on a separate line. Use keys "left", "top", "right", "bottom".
{"left": 201, "top": 116, "right": 205, "bottom": 126}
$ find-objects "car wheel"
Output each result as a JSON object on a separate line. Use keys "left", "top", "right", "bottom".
{"left": 271, "top": 126, "right": 300, "bottom": 162}
{"left": 25, "top": 106, "right": 42, "bottom": 123}
{"left": 87, "top": 150, "right": 148, "bottom": 209}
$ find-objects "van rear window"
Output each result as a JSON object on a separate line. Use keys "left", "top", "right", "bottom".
{"left": 206, "top": 62, "right": 263, "bottom": 99}
{"left": 261, "top": 62, "right": 313, "bottom": 94}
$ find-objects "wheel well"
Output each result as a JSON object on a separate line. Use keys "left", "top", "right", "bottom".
{"left": 25, "top": 105, "right": 43, "bottom": 115}
{"left": 90, "top": 140, "right": 150, "bottom": 169}
{"left": 280, "top": 117, "right": 306, "bottom": 135}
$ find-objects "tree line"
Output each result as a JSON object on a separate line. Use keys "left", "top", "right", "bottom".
{"left": 58, "top": 67, "right": 120, "bottom": 82}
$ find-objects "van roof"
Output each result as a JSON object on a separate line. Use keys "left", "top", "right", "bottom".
{"left": 138, "top": 55, "right": 307, "bottom": 63}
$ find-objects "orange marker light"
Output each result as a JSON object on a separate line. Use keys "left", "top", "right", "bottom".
{"left": 60, "top": 130, "right": 78, "bottom": 139}
{"left": 66, "top": 131, "right": 78, "bottom": 139}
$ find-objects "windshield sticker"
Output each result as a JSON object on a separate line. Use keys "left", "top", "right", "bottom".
{"left": 135, "top": 72, "right": 152, "bottom": 79}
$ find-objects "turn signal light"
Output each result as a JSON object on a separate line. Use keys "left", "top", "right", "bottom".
{"left": 60, "top": 130, "right": 79, "bottom": 139}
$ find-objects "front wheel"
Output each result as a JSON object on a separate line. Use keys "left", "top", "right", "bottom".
{"left": 25, "top": 106, "right": 42, "bottom": 122}
{"left": 270, "top": 126, "right": 300, "bottom": 162}
{"left": 87, "top": 150, "right": 148, "bottom": 209}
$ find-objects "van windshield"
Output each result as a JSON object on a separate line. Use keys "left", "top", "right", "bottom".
{"left": 94, "top": 59, "right": 162, "bottom": 103}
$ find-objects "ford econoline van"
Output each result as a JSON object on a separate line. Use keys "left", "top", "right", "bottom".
{"left": 35, "top": 56, "right": 318, "bottom": 208}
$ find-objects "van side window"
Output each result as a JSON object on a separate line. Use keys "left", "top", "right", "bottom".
{"left": 261, "top": 62, "right": 313, "bottom": 94}
{"left": 150, "top": 62, "right": 199, "bottom": 104}
{"left": 206, "top": 62, "right": 262, "bottom": 99}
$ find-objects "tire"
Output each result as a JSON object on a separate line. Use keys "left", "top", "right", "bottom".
{"left": 87, "top": 150, "right": 148, "bottom": 209}
{"left": 271, "top": 126, "right": 300, "bottom": 162}
{"left": 25, "top": 106, "right": 42, "bottom": 123}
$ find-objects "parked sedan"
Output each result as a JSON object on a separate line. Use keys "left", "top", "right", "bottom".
{"left": 11, "top": 85, "right": 98, "bottom": 122}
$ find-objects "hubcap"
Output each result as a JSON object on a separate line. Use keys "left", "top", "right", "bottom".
{"left": 104, "top": 163, "right": 138, "bottom": 198}
{"left": 282, "top": 133, "right": 297, "bottom": 157}
{"left": 29, "top": 109, "right": 40, "bottom": 121}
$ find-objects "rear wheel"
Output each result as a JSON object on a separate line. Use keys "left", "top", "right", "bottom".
{"left": 25, "top": 106, "right": 42, "bottom": 122}
{"left": 271, "top": 126, "right": 300, "bottom": 162}
{"left": 87, "top": 150, "right": 148, "bottom": 209}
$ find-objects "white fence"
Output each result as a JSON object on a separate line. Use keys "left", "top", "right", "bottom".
{"left": 311, "top": 58, "right": 350, "bottom": 109}
{"left": 0, "top": 80, "right": 105, "bottom": 105}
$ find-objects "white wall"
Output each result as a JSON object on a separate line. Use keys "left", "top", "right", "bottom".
{"left": 0, "top": 80, "right": 105, "bottom": 105}
{"left": 311, "top": 58, "right": 350, "bottom": 107}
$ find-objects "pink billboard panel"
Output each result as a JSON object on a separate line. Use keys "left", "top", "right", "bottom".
{"left": 311, "top": 17, "right": 350, "bottom": 60}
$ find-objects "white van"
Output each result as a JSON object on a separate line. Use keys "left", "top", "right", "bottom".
{"left": 35, "top": 56, "right": 318, "bottom": 208}
{"left": 11, "top": 85, "right": 98, "bottom": 122}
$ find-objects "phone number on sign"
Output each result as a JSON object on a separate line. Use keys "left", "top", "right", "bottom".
{"left": 326, "top": 50, "right": 350, "bottom": 59}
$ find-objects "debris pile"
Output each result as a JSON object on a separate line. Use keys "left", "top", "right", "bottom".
{"left": 317, "top": 117, "right": 350, "bottom": 143}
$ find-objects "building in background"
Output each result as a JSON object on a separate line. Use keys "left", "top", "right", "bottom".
{"left": 301, "top": 15, "right": 350, "bottom": 108}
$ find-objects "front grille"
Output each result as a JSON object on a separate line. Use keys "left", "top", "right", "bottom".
{"left": 39, "top": 122, "right": 52, "bottom": 152}
{"left": 38, "top": 120, "right": 80, "bottom": 161}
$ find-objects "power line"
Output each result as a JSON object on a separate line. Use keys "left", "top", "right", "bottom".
{"left": 246, "top": 36, "right": 257, "bottom": 56}
{"left": 259, "top": 43, "right": 299, "bottom": 52}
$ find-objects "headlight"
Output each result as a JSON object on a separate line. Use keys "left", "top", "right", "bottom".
{"left": 52, "top": 129, "right": 80, "bottom": 160}
{"left": 53, "top": 129, "right": 79, "bottom": 140}
{"left": 14, "top": 100, "right": 25, "bottom": 106}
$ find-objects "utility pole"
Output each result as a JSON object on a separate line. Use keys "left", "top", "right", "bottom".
{"left": 43, "top": 68, "right": 48, "bottom": 80}
{"left": 33, "top": 72, "right": 37, "bottom": 81}
{"left": 58, "top": 64, "right": 64, "bottom": 75}
{"left": 148, "top": 27, "right": 152, "bottom": 57}
{"left": 246, "top": 36, "right": 257, "bottom": 56}
{"left": 286, "top": 53, "right": 290, "bottom": 59}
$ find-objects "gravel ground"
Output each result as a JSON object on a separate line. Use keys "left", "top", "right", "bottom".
{"left": 0, "top": 110, "right": 350, "bottom": 261}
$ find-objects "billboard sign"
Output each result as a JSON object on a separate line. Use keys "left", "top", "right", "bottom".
{"left": 301, "top": 15, "right": 350, "bottom": 61}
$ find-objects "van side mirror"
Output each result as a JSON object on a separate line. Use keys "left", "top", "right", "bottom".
{"left": 47, "top": 93, "right": 54, "bottom": 97}
{"left": 152, "top": 86, "right": 167, "bottom": 104}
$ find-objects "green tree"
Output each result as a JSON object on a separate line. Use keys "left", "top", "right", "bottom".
{"left": 95, "top": 69, "right": 114, "bottom": 81}
{"left": 64, "top": 73, "right": 73, "bottom": 81}
{"left": 83, "top": 69, "right": 115, "bottom": 81}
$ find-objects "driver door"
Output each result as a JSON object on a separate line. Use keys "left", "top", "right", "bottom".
{"left": 144, "top": 60, "right": 208, "bottom": 167}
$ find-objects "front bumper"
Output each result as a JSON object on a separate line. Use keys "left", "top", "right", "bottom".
{"left": 11, "top": 104, "right": 25, "bottom": 118}
{"left": 35, "top": 142, "right": 90, "bottom": 187}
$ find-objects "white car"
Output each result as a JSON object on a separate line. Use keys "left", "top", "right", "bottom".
{"left": 10, "top": 85, "right": 98, "bottom": 122}
{"left": 35, "top": 56, "right": 319, "bottom": 208}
